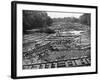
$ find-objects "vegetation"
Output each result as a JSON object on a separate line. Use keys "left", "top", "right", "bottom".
{"left": 23, "top": 11, "right": 90, "bottom": 34}
{"left": 23, "top": 10, "right": 53, "bottom": 33}
{"left": 53, "top": 17, "right": 79, "bottom": 23}
{"left": 23, "top": 12, "right": 91, "bottom": 66}
{"left": 80, "top": 13, "right": 91, "bottom": 26}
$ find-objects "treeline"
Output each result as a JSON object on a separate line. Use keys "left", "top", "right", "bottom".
{"left": 53, "top": 13, "right": 91, "bottom": 26}
{"left": 53, "top": 17, "right": 79, "bottom": 23}
{"left": 23, "top": 10, "right": 53, "bottom": 33}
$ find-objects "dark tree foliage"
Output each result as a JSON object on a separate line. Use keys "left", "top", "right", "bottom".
{"left": 23, "top": 10, "right": 53, "bottom": 33}
{"left": 80, "top": 13, "right": 91, "bottom": 26}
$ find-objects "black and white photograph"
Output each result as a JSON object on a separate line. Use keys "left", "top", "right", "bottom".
{"left": 11, "top": 1, "right": 97, "bottom": 79}
{"left": 23, "top": 10, "right": 91, "bottom": 69}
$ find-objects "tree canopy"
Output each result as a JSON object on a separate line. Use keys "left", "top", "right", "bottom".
{"left": 79, "top": 13, "right": 91, "bottom": 26}
{"left": 23, "top": 10, "right": 53, "bottom": 33}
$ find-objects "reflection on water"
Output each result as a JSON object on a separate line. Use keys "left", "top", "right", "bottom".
{"left": 59, "top": 30, "right": 84, "bottom": 36}
{"left": 69, "top": 31, "right": 84, "bottom": 35}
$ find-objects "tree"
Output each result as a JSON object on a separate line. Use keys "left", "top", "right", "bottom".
{"left": 80, "top": 13, "right": 91, "bottom": 26}
{"left": 23, "top": 10, "right": 53, "bottom": 33}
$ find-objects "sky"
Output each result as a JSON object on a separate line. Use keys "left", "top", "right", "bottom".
{"left": 47, "top": 11, "right": 83, "bottom": 18}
